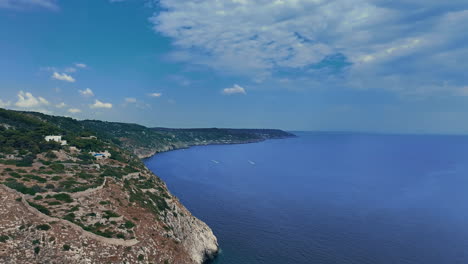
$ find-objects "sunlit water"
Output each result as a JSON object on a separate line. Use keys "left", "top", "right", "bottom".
{"left": 144, "top": 132, "right": 468, "bottom": 264}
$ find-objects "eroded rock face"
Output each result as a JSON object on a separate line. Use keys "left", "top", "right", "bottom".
{"left": 165, "top": 199, "right": 219, "bottom": 263}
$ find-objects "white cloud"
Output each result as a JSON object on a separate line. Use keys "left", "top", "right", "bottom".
{"left": 52, "top": 72, "right": 75, "bottom": 83}
{"left": 64, "top": 67, "right": 76, "bottom": 73}
{"left": 125, "top": 97, "right": 137, "bottom": 103}
{"left": 68, "top": 108, "right": 82, "bottom": 113}
{"left": 0, "top": 99, "right": 11, "bottom": 108}
{"left": 151, "top": 0, "right": 468, "bottom": 96}
{"left": 15, "top": 91, "right": 50, "bottom": 108}
{"left": 56, "top": 102, "right": 66, "bottom": 108}
{"left": 90, "top": 99, "right": 112, "bottom": 109}
{"left": 151, "top": 0, "right": 388, "bottom": 73}
{"left": 148, "top": 93, "right": 162, "bottom": 97}
{"left": 75, "top": 63, "right": 87, "bottom": 68}
{"left": 0, "top": 0, "right": 58, "bottom": 10}
{"left": 38, "top": 97, "right": 49, "bottom": 105}
{"left": 222, "top": 84, "right": 246, "bottom": 95}
{"left": 79, "top": 88, "right": 94, "bottom": 97}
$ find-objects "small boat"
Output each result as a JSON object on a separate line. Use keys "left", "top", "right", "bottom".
{"left": 248, "top": 160, "right": 256, "bottom": 165}
{"left": 211, "top": 160, "right": 220, "bottom": 164}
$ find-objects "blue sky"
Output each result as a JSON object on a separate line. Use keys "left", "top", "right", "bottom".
{"left": 0, "top": 0, "right": 468, "bottom": 133}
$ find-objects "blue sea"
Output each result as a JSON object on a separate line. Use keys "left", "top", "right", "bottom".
{"left": 144, "top": 132, "right": 468, "bottom": 264}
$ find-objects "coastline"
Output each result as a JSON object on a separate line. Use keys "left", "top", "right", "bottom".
{"left": 138, "top": 135, "right": 296, "bottom": 160}
{"left": 141, "top": 135, "right": 296, "bottom": 263}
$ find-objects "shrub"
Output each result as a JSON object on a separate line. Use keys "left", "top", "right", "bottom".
{"left": 23, "top": 174, "right": 47, "bottom": 183}
{"left": 0, "top": 235, "right": 9, "bottom": 242}
{"left": 124, "top": 220, "right": 135, "bottom": 229}
{"left": 28, "top": 201, "right": 51, "bottom": 215}
{"left": 50, "top": 163, "right": 65, "bottom": 172}
{"left": 103, "top": 210, "right": 120, "bottom": 219}
{"left": 17, "top": 154, "right": 35, "bottom": 167}
{"left": 53, "top": 193, "right": 73, "bottom": 203}
{"left": 9, "top": 172, "right": 21, "bottom": 178}
{"left": 101, "top": 167, "right": 125, "bottom": 179}
{"left": 63, "top": 244, "right": 71, "bottom": 251}
{"left": 63, "top": 213, "right": 75, "bottom": 222}
{"left": 5, "top": 181, "right": 42, "bottom": 195}
{"left": 34, "top": 246, "right": 40, "bottom": 254}
{"left": 51, "top": 176, "right": 62, "bottom": 181}
{"left": 40, "top": 160, "right": 52, "bottom": 165}
{"left": 45, "top": 151, "right": 57, "bottom": 159}
{"left": 68, "top": 206, "right": 79, "bottom": 212}
{"left": 36, "top": 224, "right": 51, "bottom": 231}
{"left": 77, "top": 172, "right": 93, "bottom": 179}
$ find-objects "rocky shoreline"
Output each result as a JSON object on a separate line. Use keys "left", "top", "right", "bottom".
{"left": 136, "top": 135, "right": 296, "bottom": 262}
{"left": 136, "top": 136, "right": 294, "bottom": 159}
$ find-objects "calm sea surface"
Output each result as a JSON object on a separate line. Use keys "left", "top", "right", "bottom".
{"left": 144, "top": 132, "right": 468, "bottom": 264}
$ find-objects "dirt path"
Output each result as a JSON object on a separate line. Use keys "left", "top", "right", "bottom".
{"left": 0, "top": 184, "right": 139, "bottom": 247}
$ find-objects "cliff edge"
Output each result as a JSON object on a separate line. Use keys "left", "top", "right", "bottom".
{"left": 0, "top": 108, "right": 293, "bottom": 263}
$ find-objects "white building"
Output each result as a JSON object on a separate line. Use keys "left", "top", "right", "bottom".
{"left": 89, "top": 150, "right": 112, "bottom": 160}
{"left": 45, "top": 135, "right": 67, "bottom": 146}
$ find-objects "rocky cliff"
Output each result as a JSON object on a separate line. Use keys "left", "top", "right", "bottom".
{"left": 0, "top": 108, "right": 294, "bottom": 263}
{"left": 0, "top": 149, "right": 218, "bottom": 263}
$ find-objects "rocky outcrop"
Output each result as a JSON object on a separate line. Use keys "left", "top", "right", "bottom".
{"left": 165, "top": 198, "right": 219, "bottom": 263}
{"left": 0, "top": 167, "right": 217, "bottom": 264}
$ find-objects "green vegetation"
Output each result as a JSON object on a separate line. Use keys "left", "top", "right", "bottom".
{"left": 0, "top": 235, "right": 9, "bottom": 242}
{"left": 63, "top": 213, "right": 75, "bottom": 222}
{"left": 103, "top": 210, "right": 120, "bottom": 219}
{"left": 125, "top": 179, "right": 169, "bottom": 215}
{"left": 34, "top": 246, "right": 40, "bottom": 254}
{"left": 69, "top": 205, "right": 80, "bottom": 212}
{"left": 0, "top": 108, "right": 294, "bottom": 243}
{"left": 50, "top": 163, "right": 65, "bottom": 173}
{"left": 51, "top": 176, "right": 62, "bottom": 181}
{"left": 124, "top": 220, "right": 135, "bottom": 229}
{"left": 0, "top": 109, "right": 61, "bottom": 156}
{"left": 52, "top": 193, "right": 73, "bottom": 203}
{"left": 10, "top": 172, "right": 21, "bottom": 178}
{"left": 45, "top": 151, "right": 57, "bottom": 159}
{"left": 101, "top": 167, "right": 126, "bottom": 179}
{"left": 22, "top": 174, "right": 47, "bottom": 183}
{"left": 36, "top": 224, "right": 51, "bottom": 231}
{"left": 4, "top": 181, "right": 43, "bottom": 195}
{"left": 28, "top": 201, "right": 51, "bottom": 215}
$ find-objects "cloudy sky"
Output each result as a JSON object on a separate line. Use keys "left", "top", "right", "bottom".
{"left": 0, "top": 0, "right": 467, "bottom": 133}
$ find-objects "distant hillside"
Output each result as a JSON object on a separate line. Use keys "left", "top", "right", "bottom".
{"left": 22, "top": 110, "right": 295, "bottom": 158}
{"left": 0, "top": 108, "right": 294, "bottom": 263}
